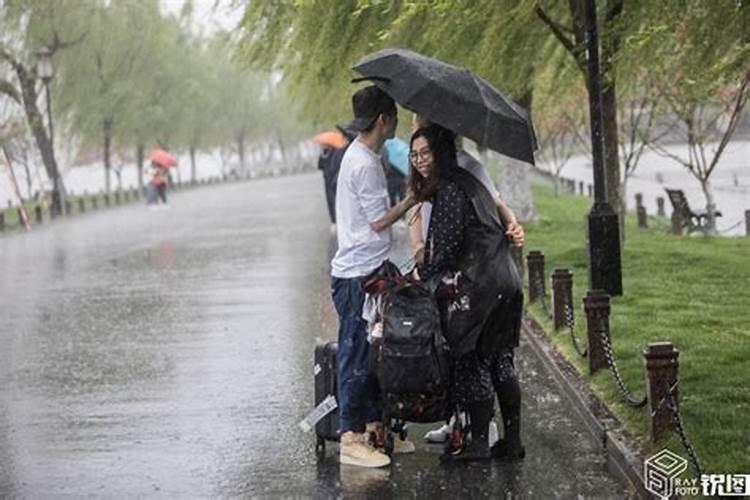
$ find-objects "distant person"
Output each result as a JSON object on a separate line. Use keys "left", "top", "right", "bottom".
{"left": 319, "top": 126, "right": 357, "bottom": 228}
{"left": 318, "top": 146, "right": 337, "bottom": 223}
{"left": 148, "top": 162, "right": 168, "bottom": 205}
{"left": 382, "top": 147, "right": 406, "bottom": 207}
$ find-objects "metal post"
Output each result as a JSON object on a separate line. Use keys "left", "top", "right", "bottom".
{"left": 579, "top": 181, "right": 584, "bottom": 196}
{"left": 657, "top": 197, "right": 665, "bottom": 217}
{"left": 587, "top": 184, "right": 593, "bottom": 198}
{"left": 644, "top": 342, "right": 679, "bottom": 442}
{"left": 671, "top": 210, "right": 683, "bottom": 235}
{"left": 526, "top": 251, "right": 545, "bottom": 304}
{"left": 745, "top": 209, "right": 750, "bottom": 237}
{"left": 635, "top": 193, "right": 643, "bottom": 208}
{"left": 35, "top": 205, "right": 43, "bottom": 224}
{"left": 584, "top": 290, "right": 609, "bottom": 374}
{"left": 637, "top": 206, "right": 648, "bottom": 228}
{"left": 552, "top": 269, "right": 573, "bottom": 330}
{"left": 584, "top": 0, "right": 622, "bottom": 296}
{"left": 0, "top": 212, "right": 4, "bottom": 232}
{"left": 78, "top": 198, "right": 86, "bottom": 213}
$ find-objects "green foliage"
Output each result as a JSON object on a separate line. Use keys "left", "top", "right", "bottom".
{"left": 236, "top": 0, "right": 554, "bottom": 125}
{"left": 620, "top": 0, "right": 749, "bottom": 103}
{"left": 1, "top": 0, "right": 305, "bottom": 171}
{"left": 236, "top": 0, "right": 749, "bottom": 170}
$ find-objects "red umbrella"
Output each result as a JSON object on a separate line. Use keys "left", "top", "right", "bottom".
{"left": 149, "top": 149, "right": 177, "bottom": 168}
{"left": 312, "top": 130, "right": 347, "bottom": 149}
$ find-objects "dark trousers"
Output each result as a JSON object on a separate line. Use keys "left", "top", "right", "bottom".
{"left": 331, "top": 276, "right": 380, "bottom": 433}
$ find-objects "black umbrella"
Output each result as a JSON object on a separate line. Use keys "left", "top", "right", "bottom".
{"left": 353, "top": 48, "right": 538, "bottom": 164}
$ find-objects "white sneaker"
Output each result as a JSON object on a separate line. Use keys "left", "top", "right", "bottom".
{"left": 488, "top": 421, "right": 499, "bottom": 447}
{"left": 424, "top": 422, "right": 453, "bottom": 443}
{"left": 340, "top": 431, "right": 391, "bottom": 468}
{"left": 392, "top": 435, "right": 416, "bottom": 454}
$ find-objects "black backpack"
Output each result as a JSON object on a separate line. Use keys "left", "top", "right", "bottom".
{"left": 373, "top": 280, "right": 452, "bottom": 422}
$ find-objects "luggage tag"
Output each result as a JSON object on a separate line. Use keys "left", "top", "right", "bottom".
{"left": 298, "top": 394, "right": 338, "bottom": 432}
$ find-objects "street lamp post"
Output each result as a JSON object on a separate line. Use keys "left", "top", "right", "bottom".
{"left": 584, "top": 0, "right": 623, "bottom": 295}
{"left": 36, "top": 47, "right": 63, "bottom": 217}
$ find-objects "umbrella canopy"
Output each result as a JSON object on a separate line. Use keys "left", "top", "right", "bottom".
{"left": 353, "top": 48, "right": 538, "bottom": 164}
{"left": 312, "top": 130, "right": 347, "bottom": 149}
{"left": 383, "top": 137, "right": 409, "bottom": 176}
{"left": 149, "top": 149, "right": 177, "bottom": 168}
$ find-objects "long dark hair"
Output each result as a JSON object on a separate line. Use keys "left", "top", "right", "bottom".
{"left": 407, "top": 124, "right": 458, "bottom": 202}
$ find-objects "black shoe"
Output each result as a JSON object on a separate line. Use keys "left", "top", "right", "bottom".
{"left": 490, "top": 439, "right": 526, "bottom": 462}
{"left": 439, "top": 439, "right": 490, "bottom": 463}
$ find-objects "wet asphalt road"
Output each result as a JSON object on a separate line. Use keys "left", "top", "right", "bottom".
{"left": 0, "top": 173, "right": 629, "bottom": 498}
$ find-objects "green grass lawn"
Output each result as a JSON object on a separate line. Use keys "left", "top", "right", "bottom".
{"left": 524, "top": 182, "right": 750, "bottom": 475}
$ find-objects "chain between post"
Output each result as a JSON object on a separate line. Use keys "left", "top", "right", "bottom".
{"left": 650, "top": 381, "right": 704, "bottom": 477}
{"left": 564, "top": 302, "right": 587, "bottom": 357}
{"left": 535, "top": 272, "right": 552, "bottom": 319}
{"left": 597, "top": 327, "right": 647, "bottom": 408}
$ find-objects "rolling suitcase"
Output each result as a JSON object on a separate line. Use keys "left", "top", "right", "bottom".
{"left": 313, "top": 341, "right": 339, "bottom": 453}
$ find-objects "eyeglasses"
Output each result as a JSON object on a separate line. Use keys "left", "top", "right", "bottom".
{"left": 409, "top": 149, "right": 433, "bottom": 162}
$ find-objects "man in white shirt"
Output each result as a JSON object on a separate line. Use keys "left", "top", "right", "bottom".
{"left": 331, "top": 86, "right": 416, "bottom": 468}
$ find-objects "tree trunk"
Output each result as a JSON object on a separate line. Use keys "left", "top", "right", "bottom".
{"left": 276, "top": 130, "right": 287, "bottom": 164}
{"left": 22, "top": 157, "right": 33, "bottom": 201}
{"left": 601, "top": 85, "right": 623, "bottom": 213}
{"left": 16, "top": 66, "right": 61, "bottom": 194}
{"left": 237, "top": 135, "right": 246, "bottom": 172}
{"left": 136, "top": 142, "right": 144, "bottom": 191}
{"left": 189, "top": 145, "right": 197, "bottom": 183}
{"left": 496, "top": 86, "right": 536, "bottom": 222}
{"left": 700, "top": 178, "right": 718, "bottom": 234}
{"left": 103, "top": 118, "right": 112, "bottom": 193}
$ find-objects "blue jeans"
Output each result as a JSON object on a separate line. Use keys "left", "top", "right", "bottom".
{"left": 331, "top": 276, "right": 380, "bottom": 433}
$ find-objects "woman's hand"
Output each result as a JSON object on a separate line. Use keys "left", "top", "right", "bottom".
{"left": 505, "top": 222, "right": 525, "bottom": 247}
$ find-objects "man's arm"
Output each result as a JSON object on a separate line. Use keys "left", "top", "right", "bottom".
{"left": 494, "top": 197, "right": 524, "bottom": 247}
{"left": 495, "top": 197, "right": 516, "bottom": 226}
{"left": 370, "top": 194, "right": 416, "bottom": 233}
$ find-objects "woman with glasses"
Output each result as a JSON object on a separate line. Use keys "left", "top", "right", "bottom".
{"left": 408, "top": 123, "right": 524, "bottom": 462}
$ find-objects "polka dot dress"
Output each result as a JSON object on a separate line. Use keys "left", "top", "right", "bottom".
{"left": 421, "top": 180, "right": 477, "bottom": 280}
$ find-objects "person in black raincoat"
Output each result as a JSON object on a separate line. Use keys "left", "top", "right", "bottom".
{"left": 318, "top": 125, "right": 358, "bottom": 226}
{"left": 410, "top": 124, "right": 524, "bottom": 462}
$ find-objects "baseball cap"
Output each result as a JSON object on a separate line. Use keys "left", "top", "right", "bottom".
{"left": 350, "top": 85, "right": 396, "bottom": 132}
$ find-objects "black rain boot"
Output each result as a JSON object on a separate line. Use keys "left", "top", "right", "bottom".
{"left": 491, "top": 378, "right": 525, "bottom": 462}
{"left": 440, "top": 400, "right": 492, "bottom": 463}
